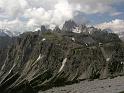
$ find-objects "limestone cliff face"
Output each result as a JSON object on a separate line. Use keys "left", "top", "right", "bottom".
{"left": 0, "top": 26, "right": 124, "bottom": 93}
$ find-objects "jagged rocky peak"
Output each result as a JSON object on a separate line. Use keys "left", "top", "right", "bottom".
{"left": 102, "top": 28, "right": 113, "bottom": 33}
{"left": 62, "top": 20, "right": 89, "bottom": 34}
{"left": 79, "top": 25, "right": 89, "bottom": 34}
{"left": 0, "top": 29, "right": 18, "bottom": 49}
{"left": 61, "top": 20, "right": 99, "bottom": 34}
{"left": 62, "top": 20, "right": 77, "bottom": 32}
{"left": 53, "top": 26, "right": 61, "bottom": 32}
{"left": 0, "top": 28, "right": 20, "bottom": 37}
{"left": 86, "top": 26, "right": 100, "bottom": 34}
{"left": 0, "top": 29, "right": 9, "bottom": 37}
{"left": 78, "top": 24, "right": 86, "bottom": 31}
{"left": 38, "top": 21, "right": 114, "bottom": 36}
{"left": 41, "top": 25, "right": 47, "bottom": 32}
{"left": 72, "top": 24, "right": 89, "bottom": 34}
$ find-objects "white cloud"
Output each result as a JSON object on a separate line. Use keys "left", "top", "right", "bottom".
{"left": 110, "top": 12, "right": 123, "bottom": 16}
{"left": 0, "top": 0, "right": 28, "bottom": 18}
{"left": 82, "top": 4, "right": 113, "bottom": 14}
{"left": 96, "top": 19, "right": 124, "bottom": 34}
{"left": 0, "top": 0, "right": 77, "bottom": 31}
{"left": 0, "top": 19, "right": 24, "bottom": 31}
{"left": 0, "top": 0, "right": 123, "bottom": 32}
{"left": 24, "top": 0, "right": 74, "bottom": 28}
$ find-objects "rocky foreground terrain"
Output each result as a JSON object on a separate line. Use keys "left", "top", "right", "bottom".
{"left": 40, "top": 76, "right": 124, "bottom": 93}
{"left": 0, "top": 20, "right": 124, "bottom": 93}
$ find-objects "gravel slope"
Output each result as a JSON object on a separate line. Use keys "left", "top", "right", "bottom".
{"left": 39, "top": 76, "right": 124, "bottom": 93}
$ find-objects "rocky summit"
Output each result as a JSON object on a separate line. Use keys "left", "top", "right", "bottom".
{"left": 0, "top": 21, "right": 124, "bottom": 93}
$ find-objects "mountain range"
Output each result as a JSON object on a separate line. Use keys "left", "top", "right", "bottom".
{"left": 0, "top": 20, "right": 124, "bottom": 93}
{"left": 0, "top": 20, "right": 123, "bottom": 41}
{"left": 0, "top": 29, "right": 20, "bottom": 37}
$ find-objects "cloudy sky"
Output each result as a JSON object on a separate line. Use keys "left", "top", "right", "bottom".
{"left": 0, "top": 0, "right": 124, "bottom": 33}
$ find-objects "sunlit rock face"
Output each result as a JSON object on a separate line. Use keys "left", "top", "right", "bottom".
{"left": 0, "top": 21, "right": 124, "bottom": 93}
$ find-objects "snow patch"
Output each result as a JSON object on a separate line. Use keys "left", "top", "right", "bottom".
{"left": 1, "top": 62, "right": 6, "bottom": 71}
{"left": 42, "top": 38, "right": 46, "bottom": 41}
{"left": 32, "top": 54, "right": 44, "bottom": 67}
{"left": 106, "top": 58, "right": 110, "bottom": 62}
{"left": 8, "top": 63, "right": 16, "bottom": 74}
{"left": 72, "top": 27, "right": 81, "bottom": 33}
{"left": 35, "top": 28, "right": 41, "bottom": 31}
{"left": 36, "top": 54, "right": 42, "bottom": 62}
{"left": 59, "top": 58, "right": 67, "bottom": 72}
{"left": 85, "top": 43, "right": 88, "bottom": 46}
{"left": 121, "top": 62, "right": 124, "bottom": 65}
{"left": 72, "top": 37, "right": 75, "bottom": 41}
